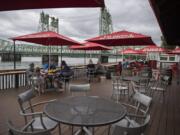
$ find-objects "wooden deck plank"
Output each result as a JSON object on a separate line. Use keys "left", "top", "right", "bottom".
{"left": 166, "top": 83, "right": 175, "bottom": 135}
{"left": 174, "top": 82, "right": 180, "bottom": 135}
{"left": 0, "top": 78, "right": 180, "bottom": 135}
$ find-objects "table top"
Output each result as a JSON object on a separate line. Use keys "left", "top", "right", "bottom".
{"left": 103, "top": 63, "right": 118, "bottom": 67}
{"left": 120, "top": 76, "right": 143, "bottom": 82}
{"left": 44, "top": 96, "right": 126, "bottom": 127}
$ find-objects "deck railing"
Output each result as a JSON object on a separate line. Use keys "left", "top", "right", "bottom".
{"left": 0, "top": 70, "right": 26, "bottom": 90}
{"left": 0, "top": 63, "right": 117, "bottom": 90}
{"left": 0, "top": 66, "right": 87, "bottom": 90}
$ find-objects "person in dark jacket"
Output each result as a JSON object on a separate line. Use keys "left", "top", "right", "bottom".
{"left": 58, "top": 60, "right": 73, "bottom": 79}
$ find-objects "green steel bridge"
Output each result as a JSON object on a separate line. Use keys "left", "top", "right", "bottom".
{"left": 0, "top": 38, "right": 115, "bottom": 57}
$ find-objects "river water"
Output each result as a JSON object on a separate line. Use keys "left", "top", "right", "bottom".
{"left": 0, "top": 56, "right": 120, "bottom": 70}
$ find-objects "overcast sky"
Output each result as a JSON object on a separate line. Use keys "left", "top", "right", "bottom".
{"left": 0, "top": 0, "right": 162, "bottom": 45}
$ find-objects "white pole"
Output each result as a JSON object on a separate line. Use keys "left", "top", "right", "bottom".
{"left": 48, "top": 45, "right": 51, "bottom": 69}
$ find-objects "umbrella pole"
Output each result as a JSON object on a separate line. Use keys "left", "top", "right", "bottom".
{"left": 61, "top": 45, "right": 62, "bottom": 66}
{"left": 84, "top": 51, "right": 86, "bottom": 65}
{"left": 13, "top": 40, "right": 16, "bottom": 69}
{"left": 122, "top": 46, "right": 124, "bottom": 61}
{"left": 49, "top": 45, "right": 51, "bottom": 69}
{"left": 116, "top": 48, "right": 118, "bottom": 62}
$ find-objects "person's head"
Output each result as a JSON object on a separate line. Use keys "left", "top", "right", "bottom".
{"left": 89, "top": 59, "right": 93, "bottom": 64}
{"left": 29, "top": 63, "right": 34, "bottom": 68}
{"left": 35, "top": 67, "right": 41, "bottom": 73}
{"left": 61, "top": 60, "right": 67, "bottom": 66}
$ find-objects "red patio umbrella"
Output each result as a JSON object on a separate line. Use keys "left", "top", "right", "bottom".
{"left": 87, "top": 30, "right": 155, "bottom": 46}
{"left": 70, "top": 42, "right": 112, "bottom": 64}
{"left": 119, "top": 48, "right": 145, "bottom": 55}
{"left": 70, "top": 42, "right": 112, "bottom": 50}
{"left": 87, "top": 30, "right": 155, "bottom": 61}
{"left": 140, "top": 45, "right": 166, "bottom": 53}
{"left": 0, "top": 0, "right": 105, "bottom": 11}
{"left": 10, "top": 31, "right": 81, "bottom": 69}
{"left": 119, "top": 48, "right": 145, "bottom": 60}
{"left": 170, "top": 48, "right": 180, "bottom": 54}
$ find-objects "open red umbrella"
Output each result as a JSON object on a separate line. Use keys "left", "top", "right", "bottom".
{"left": 70, "top": 42, "right": 112, "bottom": 64}
{"left": 119, "top": 48, "right": 145, "bottom": 55}
{"left": 87, "top": 30, "right": 155, "bottom": 46}
{"left": 0, "top": 0, "right": 105, "bottom": 11}
{"left": 87, "top": 30, "right": 155, "bottom": 61}
{"left": 70, "top": 42, "right": 112, "bottom": 50}
{"left": 10, "top": 31, "right": 81, "bottom": 69}
{"left": 119, "top": 48, "right": 145, "bottom": 60}
{"left": 170, "top": 48, "right": 180, "bottom": 54}
{"left": 140, "top": 45, "right": 166, "bottom": 53}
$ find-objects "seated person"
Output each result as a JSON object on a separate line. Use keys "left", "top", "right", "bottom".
{"left": 34, "top": 67, "right": 45, "bottom": 94}
{"left": 26, "top": 63, "right": 35, "bottom": 85}
{"left": 122, "top": 59, "right": 129, "bottom": 69}
{"left": 87, "top": 59, "right": 96, "bottom": 76}
{"left": 58, "top": 60, "right": 74, "bottom": 80}
{"left": 49, "top": 61, "right": 57, "bottom": 70}
{"left": 115, "top": 61, "right": 122, "bottom": 76}
{"left": 95, "top": 61, "right": 106, "bottom": 76}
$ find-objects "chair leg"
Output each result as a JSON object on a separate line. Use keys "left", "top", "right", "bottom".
{"left": 108, "top": 125, "right": 111, "bottom": 135}
{"left": 72, "top": 126, "right": 74, "bottom": 135}
{"left": 58, "top": 123, "right": 61, "bottom": 135}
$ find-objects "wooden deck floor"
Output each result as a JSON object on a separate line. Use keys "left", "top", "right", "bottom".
{"left": 0, "top": 78, "right": 180, "bottom": 135}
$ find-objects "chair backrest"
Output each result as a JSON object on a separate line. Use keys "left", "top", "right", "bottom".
{"left": 139, "top": 77, "right": 150, "bottom": 86}
{"left": 132, "top": 91, "right": 152, "bottom": 115}
{"left": 131, "top": 81, "right": 141, "bottom": 93}
{"left": 156, "top": 75, "right": 170, "bottom": 89}
{"left": 87, "top": 68, "right": 96, "bottom": 74}
{"left": 8, "top": 120, "right": 51, "bottom": 135}
{"left": 112, "top": 76, "right": 128, "bottom": 90}
{"left": 112, "top": 115, "right": 150, "bottom": 135}
{"left": 18, "top": 89, "right": 36, "bottom": 123}
{"left": 69, "top": 84, "right": 90, "bottom": 96}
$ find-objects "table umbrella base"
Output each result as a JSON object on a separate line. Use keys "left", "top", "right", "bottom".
{"left": 74, "top": 127, "right": 92, "bottom": 135}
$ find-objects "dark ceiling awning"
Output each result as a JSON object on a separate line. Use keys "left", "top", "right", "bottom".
{"left": 0, "top": 0, "right": 105, "bottom": 11}
{"left": 149, "top": 0, "right": 180, "bottom": 45}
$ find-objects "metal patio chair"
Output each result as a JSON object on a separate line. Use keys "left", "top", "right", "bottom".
{"left": 87, "top": 68, "right": 96, "bottom": 83}
{"left": 17, "top": 89, "right": 58, "bottom": 133}
{"left": 8, "top": 119, "right": 51, "bottom": 135}
{"left": 131, "top": 81, "right": 148, "bottom": 94}
{"left": 111, "top": 76, "right": 129, "bottom": 103}
{"left": 69, "top": 83, "right": 90, "bottom": 96}
{"left": 112, "top": 114, "right": 150, "bottom": 135}
{"left": 69, "top": 84, "right": 98, "bottom": 135}
{"left": 150, "top": 75, "right": 170, "bottom": 100}
{"left": 112, "top": 91, "right": 152, "bottom": 129}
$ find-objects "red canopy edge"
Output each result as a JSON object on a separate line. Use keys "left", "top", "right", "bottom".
{"left": 10, "top": 31, "right": 81, "bottom": 46}
{"left": 87, "top": 30, "right": 155, "bottom": 46}
{"left": 70, "top": 42, "right": 112, "bottom": 50}
{"left": 0, "top": 0, "right": 105, "bottom": 11}
{"left": 169, "top": 48, "right": 180, "bottom": 54}
{"left": 119, "top": 48, "right": 145, "bottom": 55}
{"left": 140, "top": 45, "right": 166, "bottom": 52}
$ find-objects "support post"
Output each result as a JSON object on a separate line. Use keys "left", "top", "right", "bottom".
{"left": 13, "top": 40, "right": 16, "bottom": 70}
{"left": 61, "top": 45, "right": 62, "bottom": 67}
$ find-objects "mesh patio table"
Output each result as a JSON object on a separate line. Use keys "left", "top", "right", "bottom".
{"left": 44, "top": 96, "right": 127, "bottom": 135}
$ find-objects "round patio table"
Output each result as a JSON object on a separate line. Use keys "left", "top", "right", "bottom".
{"left": 44, "top": 96, "right": 126, "bottom": 134}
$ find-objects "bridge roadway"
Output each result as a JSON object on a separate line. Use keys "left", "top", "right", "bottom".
{"left": 0, "top": 39, "right": 114, "bottom": 57}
